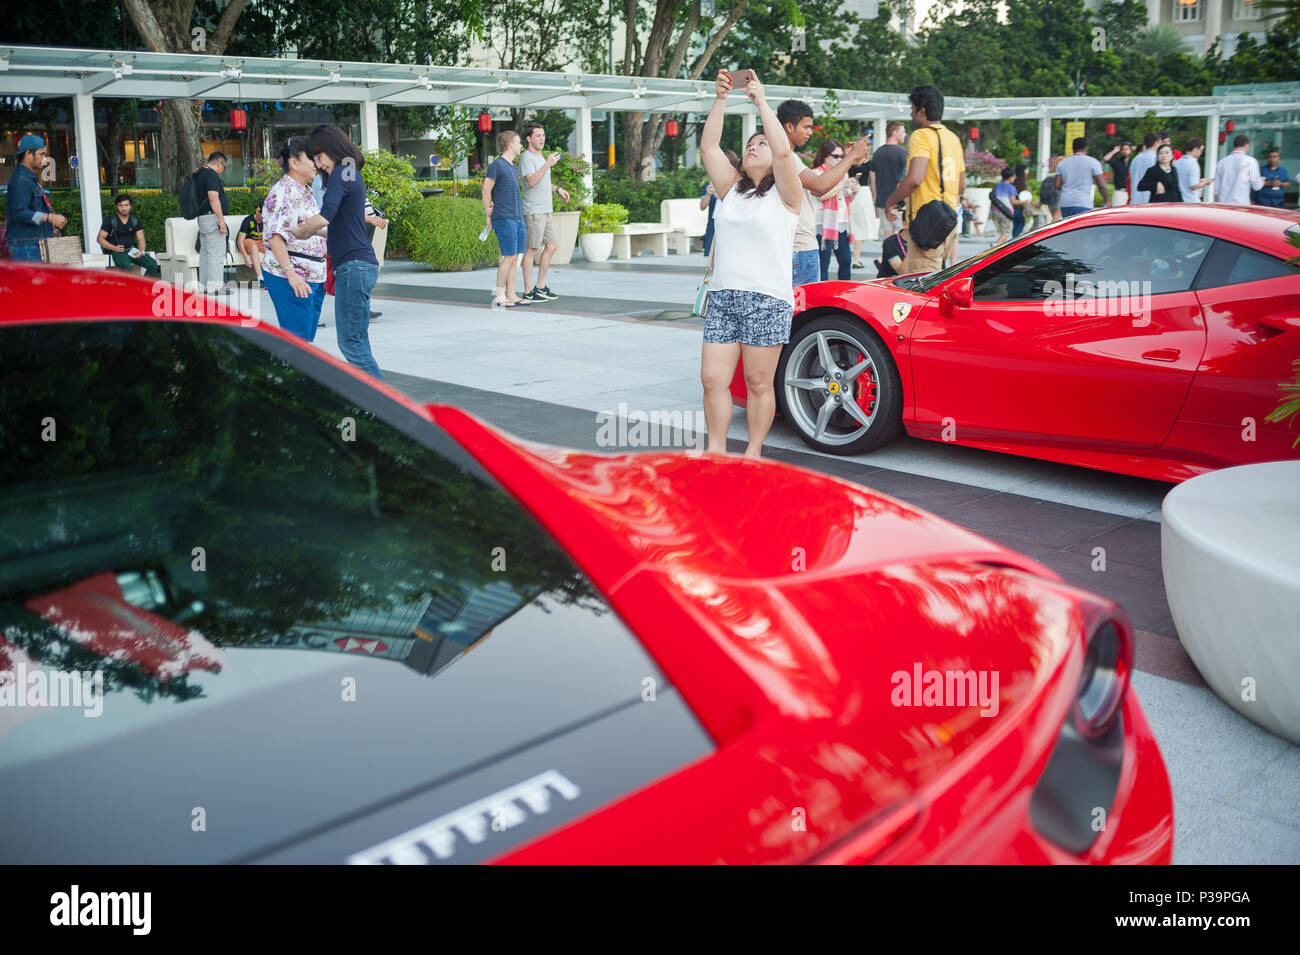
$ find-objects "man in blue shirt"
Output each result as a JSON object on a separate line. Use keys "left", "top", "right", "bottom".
{"left": 1255, "top": 150, "right": 1291, "bottom": 207}
{"left": 482, "top": 130, "right": 528, "bottom": 307}
{"left": 6, "top": 134, "right": 68, "bottom": 261}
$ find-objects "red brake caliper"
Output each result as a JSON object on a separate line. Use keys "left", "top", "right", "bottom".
{"left": 854, "top": 351, "right": 876, "bottom": 414}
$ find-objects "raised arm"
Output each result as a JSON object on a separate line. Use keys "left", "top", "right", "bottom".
{"left": 743, "top": 75, "right": 802, "bottom": 215}
{"left": 801, "top": 138, "right": 867, "bottom": 198}
{"left": 700, "top": 71, "right": 741, "bottom": 200}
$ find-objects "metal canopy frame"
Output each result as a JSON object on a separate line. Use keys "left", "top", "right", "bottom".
{"left": 2, "top": 44, "right": 1288, "bottom": 255}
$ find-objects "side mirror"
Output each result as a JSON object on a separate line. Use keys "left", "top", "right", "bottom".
{"left": 947, "top": 277, "right": 974, "bottom": 309}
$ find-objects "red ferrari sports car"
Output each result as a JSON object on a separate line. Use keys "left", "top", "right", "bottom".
{"left": 733, "top": 205, "right": 1300, "bottom": 483}
{"left": 0, "top": 263, "right": 1171, "bottom": 864}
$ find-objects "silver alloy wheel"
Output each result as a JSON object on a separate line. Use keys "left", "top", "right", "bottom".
{"left": 783, "top": 329, "right": 878, "bottom": 447}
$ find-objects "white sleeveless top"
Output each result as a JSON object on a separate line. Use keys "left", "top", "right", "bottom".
{"left": 710, "top": 181, "right": 799, "bottom": 306}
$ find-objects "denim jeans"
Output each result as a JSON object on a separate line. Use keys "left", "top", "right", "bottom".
{"left": 819, "top": 236, "right": 852, "bottom": 281}
{"left": 792, "top": 249, "right": 820, "bottom": 286}
{"left": 9, "top": 243, "right": 42, "bottom": 262}
{"left": 334, "top": 259, "right": 382, "bottom": 380}
{"left": 1061, "top": 205, "right": 1091, "bottom": 218}
{"left": 264, "top": 270, "right": 324, "bottom": 342}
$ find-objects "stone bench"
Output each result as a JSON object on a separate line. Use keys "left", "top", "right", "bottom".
{"left": 1162, "top": 460, "right": 1300, "bottom": 744}
{"left": 612, "top": 223, "right": 671, "bottom": 259}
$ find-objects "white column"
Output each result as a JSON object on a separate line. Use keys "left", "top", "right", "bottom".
{"left": 1205, "top": 0, "right": 1222, "bottom": 55}
{"left": 72, "top": 93, "right": 102, "bottom": 256}
{"left": 576, "top": 104, "right": 593, "bottom": 201}
{"left": 741, "top": 109, "right": 756, "bottom": 145}
{"left": 1037, "top": 116, "right": 1052, "bottom": 179}
{"left": 1205, "top": 112, "right": 1220, "bottom": 181}
{"left": 360, "top": 100, "right": 380, "bottom": 152}
{"left": 685, "top": 116, "right": 699, "bottom": 168}
{"left": 873, "top": 117, "right": 886, "bottom": 151}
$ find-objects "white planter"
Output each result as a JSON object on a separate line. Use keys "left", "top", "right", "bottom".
{"left": 579, "top": 233, "right": 614, "bottom": 263}
{"left": 1161, "top": 461, "right": 1300, "bottom": 744}
{"left": 964, "top": 186, "right": 991, "bottom": 224}
{"left": 550, "top": 210, "right": 580, "bottom": 265}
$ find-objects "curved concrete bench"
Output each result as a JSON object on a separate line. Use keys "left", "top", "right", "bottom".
{"left": 1162, "top": 460, "right": 1300, "bottom": 744}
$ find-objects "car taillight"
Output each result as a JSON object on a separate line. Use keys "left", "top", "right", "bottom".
{"left": 1073, "top": 611, "right": 1133, "bottom": 738}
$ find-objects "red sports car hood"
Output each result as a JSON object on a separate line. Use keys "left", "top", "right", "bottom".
{"left": 432, "top": 406, "right": 1098, "bottom": 862}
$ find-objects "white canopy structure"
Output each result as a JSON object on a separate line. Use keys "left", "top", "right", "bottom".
{"left": 3, "top": 44, "right": 1293, "bottom": 252}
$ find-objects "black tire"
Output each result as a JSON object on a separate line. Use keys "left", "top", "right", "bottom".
{"left": 775, "top": 313, "right": 903, "bottom": 456}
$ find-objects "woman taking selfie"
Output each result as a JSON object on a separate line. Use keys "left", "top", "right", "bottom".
{"left": 1137, "top": 144, "right": 1182, "bottom": 204}
{"left": 698, "top": 69, "right": 803, "bottom": 458}
{"left": 261, "top": 137, "right": 328, "bottom": 341}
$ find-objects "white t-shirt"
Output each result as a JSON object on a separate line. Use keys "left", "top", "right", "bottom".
{"left": 1056, "top": 154, "right": 1103, "bottom": 209}
{"left": 711, "top": 182, "right": 799, "bottom": 306}
{"left": 519, "top": 150, "right": 552, "bottom": 215}
{"left": 1215, "top": 151, "right": 1264, "bottom": 205}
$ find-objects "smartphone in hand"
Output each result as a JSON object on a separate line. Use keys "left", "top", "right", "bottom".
{"left": 727, "top": 69, "right": 756, "bottom": 88}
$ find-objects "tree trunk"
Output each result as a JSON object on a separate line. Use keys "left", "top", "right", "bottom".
{"left": 122, "top": 0, "right": 248, "bottom": 191}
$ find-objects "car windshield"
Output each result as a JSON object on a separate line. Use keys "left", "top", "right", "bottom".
{"left": 910, "top": 241, "right": 1009, "bottom": 293}
{"left": 0, "top": 320, "right": 611, "bottom": 770}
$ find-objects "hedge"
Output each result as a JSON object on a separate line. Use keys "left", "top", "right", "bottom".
{"left": 594, "top": 166, "right": 707, "bottom": 222}
{"left": 401, "top": 196, "right": 500, "bottom": 271}
{"left": 1, "top": 188, "right": 260, "bottom": 254}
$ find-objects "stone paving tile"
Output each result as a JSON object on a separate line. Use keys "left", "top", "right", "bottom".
{"left": 950, "top": 493, "right": 1131, "bottom": 550}
{"left": 1067, "top": 518, "right": 1166, "bottom": 569}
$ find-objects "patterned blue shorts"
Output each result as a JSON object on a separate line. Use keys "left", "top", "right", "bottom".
{"left": 703, "top": 288, "right": 793, "bottom": 348}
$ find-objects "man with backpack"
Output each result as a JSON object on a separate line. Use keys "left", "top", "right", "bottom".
{"left": 190, "top": 152, "right": 229, "bottom": 293}
{"left": 883, "top": 85, "right": 965, "bottom": 274}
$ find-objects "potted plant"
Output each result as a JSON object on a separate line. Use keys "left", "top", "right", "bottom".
{"left": 549, "top": 153, "right": 593, "bottom": 265}
{"left": 578, "top": 203, "right": 628, "bottom": 263}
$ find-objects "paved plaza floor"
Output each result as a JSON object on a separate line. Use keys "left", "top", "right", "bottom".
{"left": 241, "top": 237, "right": 1299, "bottom": 864}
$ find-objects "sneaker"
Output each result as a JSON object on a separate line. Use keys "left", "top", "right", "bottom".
{"left": 522, "top": 288, "right": 547, "bottom": 303}
{"left": 370, "top": 311, "right": 383, "bottom": 320}
{"left": 538, "top": 286, "right": 559, "bottom": 300}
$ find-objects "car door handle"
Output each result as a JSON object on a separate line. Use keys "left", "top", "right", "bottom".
{"left": 1141, "top": 348, "right": 1181, "bottom": 362}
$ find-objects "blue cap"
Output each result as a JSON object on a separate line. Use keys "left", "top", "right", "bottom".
{"left": 18, "top": 134, "right": 46, "bottom": 153}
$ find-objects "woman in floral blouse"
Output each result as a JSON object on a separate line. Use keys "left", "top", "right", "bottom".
{"left": 261, "top": 136, "right": 329, "bottom": 341}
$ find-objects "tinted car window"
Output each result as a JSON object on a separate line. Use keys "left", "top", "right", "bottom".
{"left": 972, "top": 225, "right": 1214, "bottom": 302}
{"left": 0, "top": 321, "right": 640, "bottom": 770}
{"left": 1194, "top": 239, "right": 1300, "bottom": 290}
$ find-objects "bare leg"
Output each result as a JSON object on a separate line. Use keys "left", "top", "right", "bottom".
{"left": 495, "top": 256, "right": 512, "bottom": 301}
{"left": 536, "top": 242, "right": 557, "bottom": 289}
{"left": 504, "top": 256, "right": 522, "bottom": 302}
{"left": 521, "top": 248, "right": 537, "bottom": 293}
{"left": 700, "top": 341, "right": 742, "bottom": 454}
{"left": 740, "top": 343, "right": 783, "bottom": 458}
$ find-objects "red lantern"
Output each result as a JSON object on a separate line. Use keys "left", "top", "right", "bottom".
{"left": 969, "top": 126, "right": 979, "bottom": 141}
{"left": 665, "top": 119, "right": 679, "bottom": 138}
{"left": 1219, "top": 131, "right": 1227, "bottom": 144}
{"left": 230, "top": 108, "right": 247, "bottom": 131}
{"left": 1225, "top": 119, "right": 1235, "bottom": 133}
{"left": 1022, "top": 146, "right": 1030, "bottom": 157}
{"left": 1105, "top": 122, "right": 1116, "bottom": 136}
{"left": 477, "top": 111, "right": 492, "bottom": 133}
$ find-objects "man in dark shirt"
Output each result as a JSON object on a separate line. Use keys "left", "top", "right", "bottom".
{"left": 237, "top": 204, "right": 265, "bottom": 284}
{"left": 5, "top": 134, "right": 68, "bottom": 261}
{"left": 96, "top": 194, "right": 161, "bottom": 276}
{"left": 1103, "top": 141, "right": 1132, "bottom": 205}
{"left": 482, "top": 130, "right": 528, "bottom": 307}
{"left": 195, "top": 151, "right": 229, "bottom": 293}
{"left": 869, "top": 121, "right": 908, "bottom": 237}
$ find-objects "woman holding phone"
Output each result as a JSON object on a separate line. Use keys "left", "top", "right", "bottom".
{"left": 698, "top": 69, "right": 803, "bottom": 459}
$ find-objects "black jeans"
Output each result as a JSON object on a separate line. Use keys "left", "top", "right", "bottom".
{"left": 819, "top": 236, "right": 852, "bottom": 281}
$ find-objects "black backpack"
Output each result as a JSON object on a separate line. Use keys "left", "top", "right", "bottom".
{"left": 179, "top": 169, "right": 204, "bottom": 219}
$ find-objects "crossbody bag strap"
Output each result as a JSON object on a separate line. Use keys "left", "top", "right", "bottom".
{"left": 934, "top": 125, "right": 945, "bottom": 197}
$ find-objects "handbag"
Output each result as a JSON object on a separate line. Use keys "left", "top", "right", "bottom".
{"left": 692, "top": 240, "right": 716, "bottom": 319}
{"left": 39, "top": 235, "right": 84, "bottom": 266}
{"left": 908, "top": 127, "right": 959, "bottom": 250}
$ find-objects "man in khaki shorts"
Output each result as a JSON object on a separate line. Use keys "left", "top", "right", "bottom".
{"left": 884, "top": 85, "right": 965, "bottom": 274}
{"left": 519, "top": 122, "right": 570, "bottom": 303}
